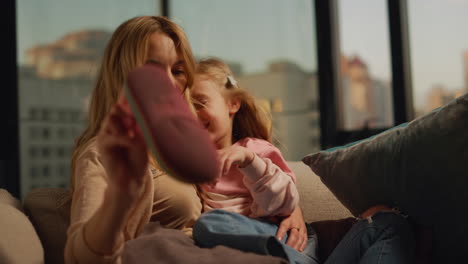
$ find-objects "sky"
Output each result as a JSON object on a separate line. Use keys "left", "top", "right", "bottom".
{"left": 16, "top": 0, "right": 159, "bottom": 63}
{"left": 170, "top": 0, "right": 316, "bottom": 73}
{"left": 17, "top": 0, "right": 468, "bottom": 109}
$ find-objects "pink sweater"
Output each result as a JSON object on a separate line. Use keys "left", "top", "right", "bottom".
{"left": 201, "top": 138, "right": 299, "bottom": 218}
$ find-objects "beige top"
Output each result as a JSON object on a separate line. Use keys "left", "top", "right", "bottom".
{"left": 64, "top": 138, "right": 202, "bottom": 264}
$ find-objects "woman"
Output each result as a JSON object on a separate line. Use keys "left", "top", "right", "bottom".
{"left": 65, "top": 16, "right": 306, "bottom": 264}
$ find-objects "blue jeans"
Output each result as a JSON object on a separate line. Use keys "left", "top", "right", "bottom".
{"left": 325, "top": 211, "right": 416, "bottom": 264}
{"left": 193, "top": 210, "right": 319, "bottom": 264}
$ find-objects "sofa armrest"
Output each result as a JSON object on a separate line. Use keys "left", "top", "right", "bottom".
{"left": 23, "top": 188, "right": 71, "bottom": 264}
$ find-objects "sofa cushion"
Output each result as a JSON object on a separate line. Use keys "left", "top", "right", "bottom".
{"left": 24, "top": 188, "right": 71, "bottom": 264}
{"left": 302, "top": 93, "right": 468, "bottom": 261}
{"left": 288, "top": 162, "right": 352, "bottom": 222}
{"left": 0, "top": 189, "right": 44, "bottom": 264}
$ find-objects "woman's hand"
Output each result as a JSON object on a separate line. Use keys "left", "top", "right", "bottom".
{"left": 97, "top": 96, "right": 148, "bottom": 203}
{"left": 217, "top": 145, "right": 255, "bottom": 175}
{"left": 276, "top": 205, "right": 308, "bottom": 252}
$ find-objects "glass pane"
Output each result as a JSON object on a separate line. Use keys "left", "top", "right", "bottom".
{"left": 17, "top": 0, "right": 160, "bottom": 197}
{"left": 172, "top": 0, "right": 319, "bottom": 161}
{"left": 408, "top": 0, "right": 468, "bottom": 117}
{"left": 337, "top": 0, "right": 394, "bottom": 130}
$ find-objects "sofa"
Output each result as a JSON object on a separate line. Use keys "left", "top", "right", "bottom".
{"left": 0, "top": 161, "right": 353, "bottom": 264}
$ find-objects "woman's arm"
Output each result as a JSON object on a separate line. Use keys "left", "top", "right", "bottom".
{"left": 83, "top": 186, "right": 137, "bottom": 255}
{"left": 65, "top": 148, "right": 132, "bottom": 263}
{"left": 65, "top": 102, "right": 148, "bottom": 263}
{"left": 65, "top": 154, "right": 146, "bottom": 263}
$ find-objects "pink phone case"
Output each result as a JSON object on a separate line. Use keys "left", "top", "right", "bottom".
{"left": 124, "top": 62, "right": 219, "bottom": 183}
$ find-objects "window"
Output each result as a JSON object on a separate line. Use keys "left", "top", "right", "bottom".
{"left": 57, "top": 146, "right": 66, "bottom": 157}
{"left": 29, "top": 127, "right": 40, "bottom": 140}
{"left": 42, "top": 108, "right": 50, "bottom": 121}
{"left": 42, "top": 127, "right": 50, "bottom": 140}
{"left": 29, "top": 146, "right": 38, "bottom": 158}
{"left": 17, "top": 0, "right": 161, "bottom": 197}
{"left": 408, "top": 0, "right": 468, "bottom": 117}
{"left": 171, "top": 0, "right": 320, "bottom": 160}
{"left": 58, "top": 110, "right": 67, "bottom": 122}
{"left": 271, "top": 99, "right": 284, "bottom": 113}
{"left": 70, "top": 110, "right": 81, "bottom": 122}
{"left": 29, "top": 166, "right": 38, "bottom": 178}
{"left": 57, "top": 128, "right": 67, "bottom": 139}
{"left": 41, "top": 147, "right": 51, "bottom": 158}
{"left": 42, "top": 165, "right": 50, "bottom": 178}
{"left": 72, "top": 127, "right": 82, "bottom": 139}
{"left": 58, "top": 164, "right": 69, "bottom": 177}
{"left": 29, "top": 108, "right": 39, "bottom": 120}
{"left": 337, "top": 0, "right": 394, "bottom": 131}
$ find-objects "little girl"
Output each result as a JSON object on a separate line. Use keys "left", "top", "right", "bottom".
{"left": 191, "top": 58, "right": 319, "bottom": 264}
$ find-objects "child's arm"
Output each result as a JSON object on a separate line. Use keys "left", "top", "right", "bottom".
{"left": 240, "top": 152, "right": 299, "bottom": 218}
{"left": 217, "top": 139, "right": 299, "bottom": 218}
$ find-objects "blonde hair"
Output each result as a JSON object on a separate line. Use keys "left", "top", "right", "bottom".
{"left": 195, "top": 58, "right": 271, "bottom": 143}
{"left": 71, "top": 16, "right": 196, "bottom": 186}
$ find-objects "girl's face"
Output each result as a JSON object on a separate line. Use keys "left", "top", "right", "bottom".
{"left": 191, "top": 76, "right": 239, "bottom": 149}
{"left": 147, "top": 32, "right": 187, "bottom": 90}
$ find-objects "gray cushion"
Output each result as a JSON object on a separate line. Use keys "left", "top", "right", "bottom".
{"left": 0, "top": 189, "right": 44, "bottom": 264}
{"left": 24, "top": 188, "right": 71, "bottom": 264}
{"left": 302, "top": 94, "right": 468, "bottom": 261}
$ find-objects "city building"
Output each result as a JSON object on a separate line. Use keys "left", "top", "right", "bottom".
{"left": 339, "top": 55, "right": 393, "bottom": 130}
{"left": 237, "top": 61, "right": 320, "bottom": 161}
{"left": 371, "top": 79, "right": 394, "bottom": 128}
{"left": 426, "top": 85, "right": 464, "bottom": 112}
{"left": 25, "top": 30, "right": 110, "bottom": 80}
{"left": 464, "top": 51, "right": 468, "bottom": 93}
{"left": 19, "top": 30, "right": 109, "bottom": 196}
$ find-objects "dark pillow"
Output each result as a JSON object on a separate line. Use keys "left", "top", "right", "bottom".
{"left": 302, "top": 93, "right": 468, "bottom": 262}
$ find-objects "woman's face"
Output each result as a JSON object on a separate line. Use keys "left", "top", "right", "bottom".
{"left": 147, "top": 32, "right": 187, "bottom": 90}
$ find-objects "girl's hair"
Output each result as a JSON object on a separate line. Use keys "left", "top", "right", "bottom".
{"left": 71, "top": 16, "right": 196, "bottom": 186}
{"left": 195, "top": 58, "right": 272, "bottom": 143}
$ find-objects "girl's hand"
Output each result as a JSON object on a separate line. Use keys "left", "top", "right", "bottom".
{"left": 217, "top": 145, "right": 256, "bottom": 175}
{"left": 97, "top": 96, "right": 148, "bottom": 203}
{"left": 276, "top": 206, "right": 308, "bottom": 252}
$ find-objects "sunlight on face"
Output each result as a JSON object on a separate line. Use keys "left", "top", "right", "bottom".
{"left": 147, "top": 32, "right": 187, "bottom": 91}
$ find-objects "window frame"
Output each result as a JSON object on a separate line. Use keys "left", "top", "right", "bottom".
{"left": 2, "top": 0, "right": 414, "bottom": 197}
{"left": 1, "top": 0, "right": 20, "bottom": 197}
{"left": 314, "top": 0, "right": 413, "bottom": 148}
